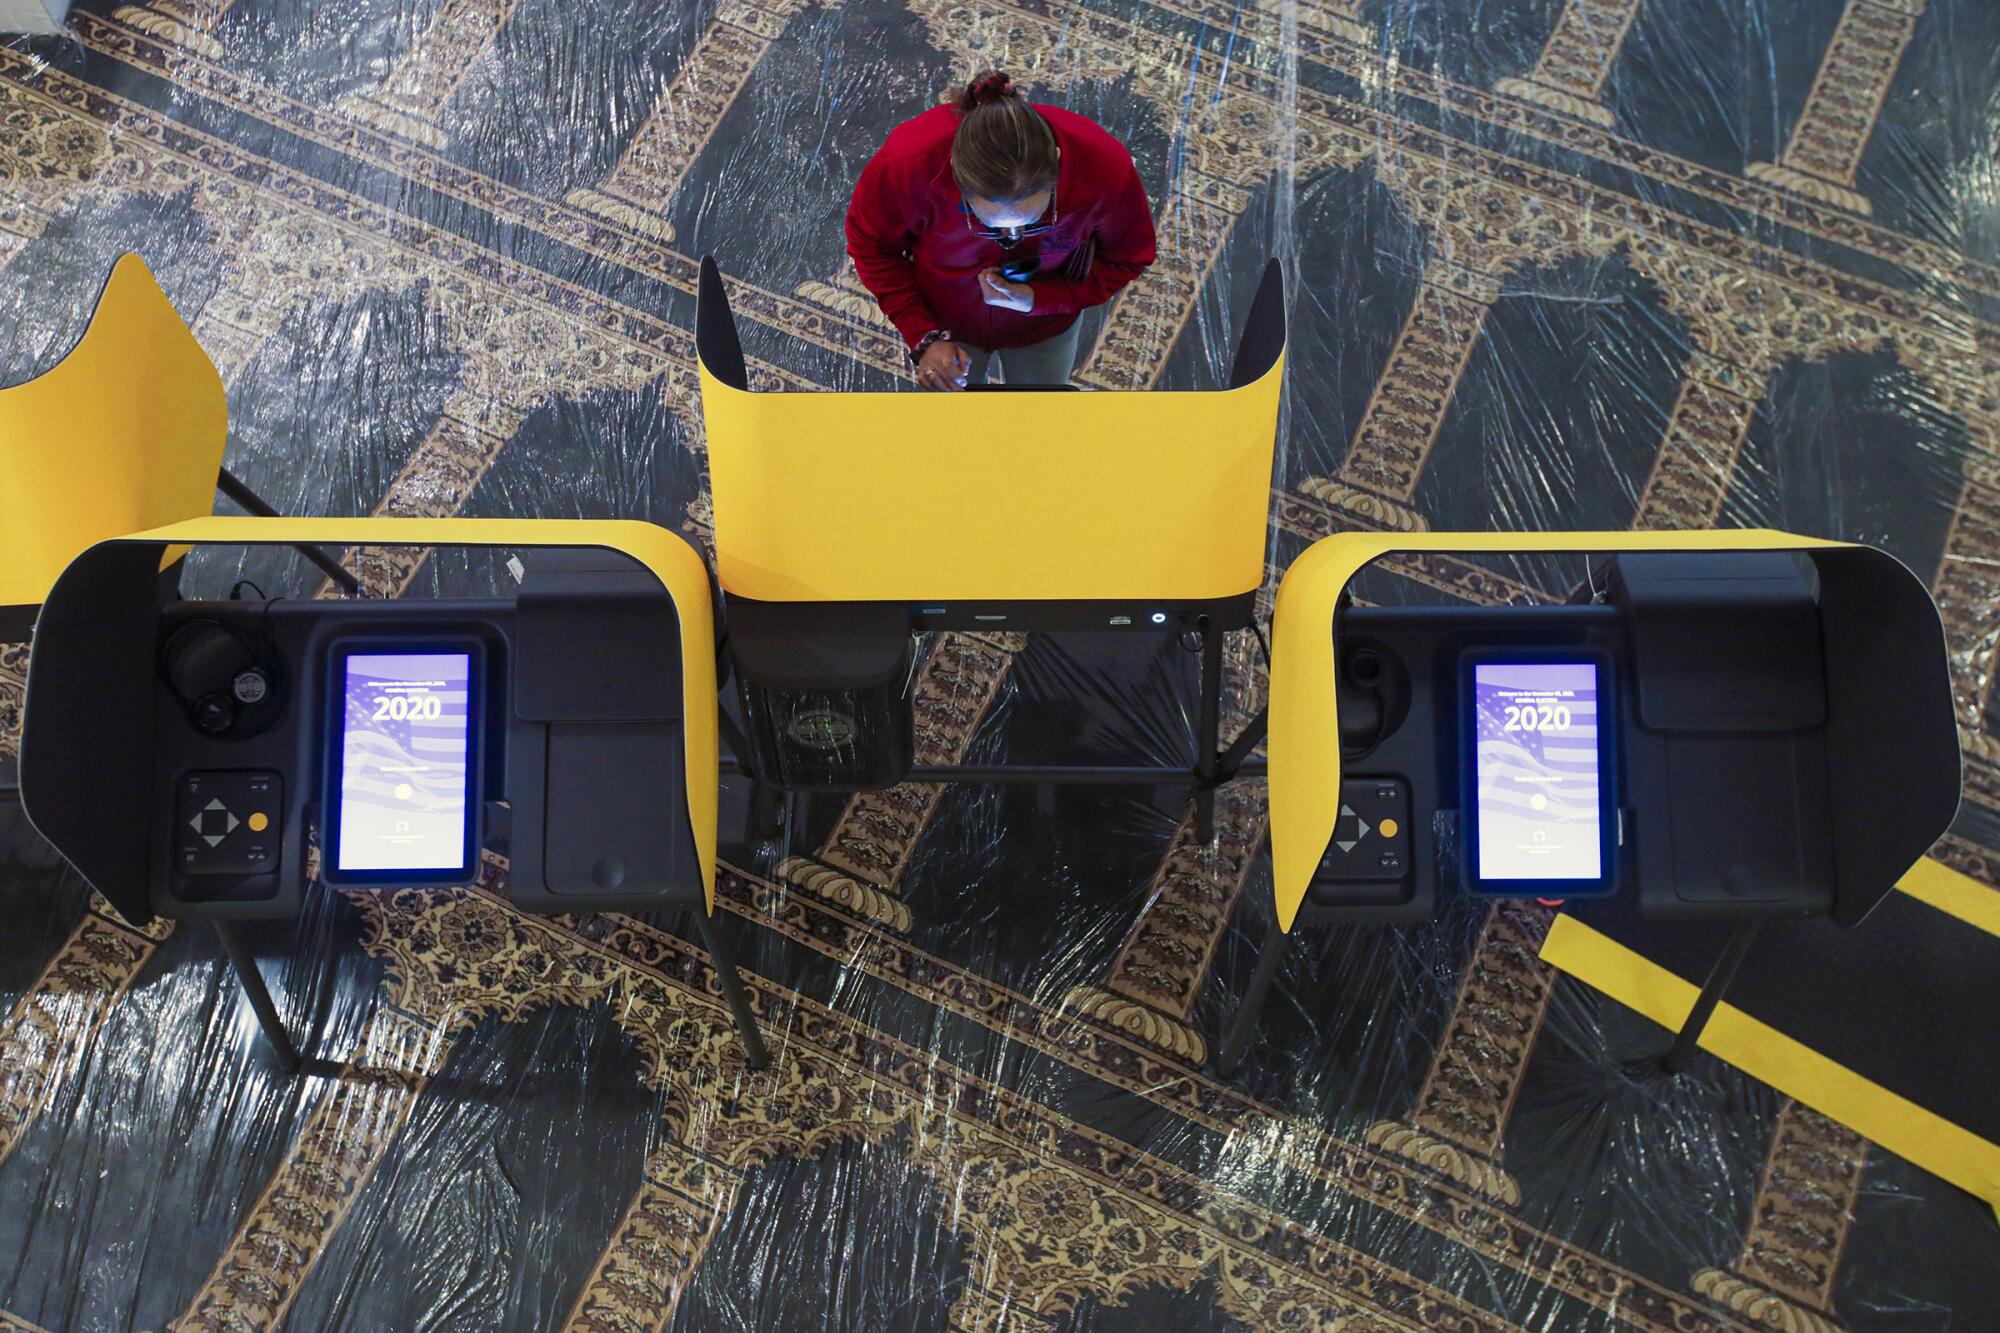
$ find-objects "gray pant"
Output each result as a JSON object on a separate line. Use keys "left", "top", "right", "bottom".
{"left": 962, "top": 319, "right": 1084, "bottom": 387}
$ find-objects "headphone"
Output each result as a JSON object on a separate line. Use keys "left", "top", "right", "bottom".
{"left": 157, "top": 585, "right": 289, "bottom": 739}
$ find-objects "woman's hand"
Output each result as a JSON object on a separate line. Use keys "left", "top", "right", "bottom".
{"left": 916, "top": 338, "right": 971, "bottom": 390}
{"left": 978, "top": 268, "right": 1035, "bottom": 312}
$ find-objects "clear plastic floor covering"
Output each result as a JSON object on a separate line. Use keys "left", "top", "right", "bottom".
{"left": 0, "top": 0, "right": 1998, "bottom": 1329}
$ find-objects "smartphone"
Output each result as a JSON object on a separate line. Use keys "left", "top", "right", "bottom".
{"left": 1461, "top": 652, "right": 1618, "bottom": 896}
{"left": 322, "top": 641, "right": 483, "bottom": 885}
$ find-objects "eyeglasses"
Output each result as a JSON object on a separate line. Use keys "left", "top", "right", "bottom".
{"left": 960, "top": 184, "right": 1058, "bottom": 250}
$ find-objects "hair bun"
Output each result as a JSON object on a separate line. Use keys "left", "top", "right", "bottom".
{"left": 968, "top": 71, "right": 1016, "bottom": 106}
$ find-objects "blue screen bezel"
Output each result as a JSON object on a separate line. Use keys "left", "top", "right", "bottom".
{"left": 322, "top": 638, "right": 484, "bottom": 886}
{"left": 1459, "top": 648, "right": 1619, "bottom": 898}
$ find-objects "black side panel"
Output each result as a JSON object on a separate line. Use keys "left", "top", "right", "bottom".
{"left": 19, "top": 542, "right": 166, "bottom": 925}
{"left": 697, "top": 255, "right": 750, "bottom": 391}
{"left": 1227, "top": 257, "right": 1286, "bottom": 390}
{"left": 1816, "top": 547, "right": 1963, "bottom": 926}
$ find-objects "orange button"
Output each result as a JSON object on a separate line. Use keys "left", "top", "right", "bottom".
{"left": 1378, "top": 817, "right": 1399, "bottom": 839}
{"left": 247, "top": 811, "right": 269, "bottom": 832}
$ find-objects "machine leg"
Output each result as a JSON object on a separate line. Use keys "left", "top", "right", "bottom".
{"left": 1194, "top": 624, "right": 1223, "bottom": 843}
{"left": 717, "top": 707, "right": 756, "bottom": 778}
{"left": 211, "top": 919, "right": 302, "bottom": 1075}
{"left": 694, "top": 910, "right": 770, "bottom": 1070}
{"left": 1662, "top": 917, "right": 1763, "bottom": 1075}
{"left": 214, "top": 467, "right": 362, "bottom": 596}
{"left": 1214, "top": 917, "right": 1292, "bottom": 1078}
{"left": 749, "top": 780, "right": 785, "bottom": 842}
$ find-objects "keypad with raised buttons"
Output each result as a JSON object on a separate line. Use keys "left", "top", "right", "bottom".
{"left": 1314, "top": 776, "right": 1412, "bottom": 882}
{"left": 174, "top": 770, "right": 283, "bottom": 876}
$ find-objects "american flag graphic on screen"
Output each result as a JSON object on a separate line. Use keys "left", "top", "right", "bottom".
{"left": 1473, "top": 662, "right": 1602, "bottom": 881}
{"left": 337, "top": 652, "right": 471, "bottom": 873}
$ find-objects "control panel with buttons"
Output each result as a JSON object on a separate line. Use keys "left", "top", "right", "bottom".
{"left": 174, "top": 770, "right": 283, "bottom": 877}
{"left": 1314, "top": 776, "right": 1411, "bottom": 882}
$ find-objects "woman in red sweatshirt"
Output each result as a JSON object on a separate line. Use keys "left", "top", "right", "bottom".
{"left": 846, "top": 70, "right": 1156, "bottom": 389}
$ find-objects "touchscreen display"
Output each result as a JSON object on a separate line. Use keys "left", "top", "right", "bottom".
{"left": 336, "top": 651, "right": 472, "bottom": 873}
{"left": 1472, "top": 662, "right": 1603, "bottom": 882}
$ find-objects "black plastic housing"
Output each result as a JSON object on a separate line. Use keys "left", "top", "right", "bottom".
{"left": 1298, "top": 548, "right": 1958, "bottom": 932}
{"left": 20, "top": 541, "right": 706, "bottom": 924}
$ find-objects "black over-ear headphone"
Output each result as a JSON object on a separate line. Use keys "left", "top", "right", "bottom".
{"left": 157, "top": 586, "right": 289, "bottom": 739}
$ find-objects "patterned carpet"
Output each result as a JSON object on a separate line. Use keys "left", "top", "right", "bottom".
{"left": 1, "top": 0, "right": 1998, "bottom": 1328}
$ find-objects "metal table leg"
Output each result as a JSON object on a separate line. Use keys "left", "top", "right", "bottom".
{"left": 1214, "top": 916, "right": 1292, "bottom": 1078}
{"left": 748, "top": 779, "right": 785, "bottom": 842}
{"left": 1662, "top": 917, "right": 1763, "bottom": 1074}
{"left": 215, "top": 466, "right": 361, "bottom": 596}
{"left": 211, "top": 919, "right": 302, "bottom": 1075}
{"left": 695, "top": 909, "right": 770, "bottom": 1069}
{"left": 1194, "top": 624, "right": 1223, "bottom": 842}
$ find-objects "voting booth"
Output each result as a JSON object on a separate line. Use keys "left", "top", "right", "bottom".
{"left": 1215, "top": 530, "right": 1964, "bottom": 1073}
{"left": 6, "top": 259, "right": 1969, "bottom": 1107}
{"left": 696, "top": 256, "right": 1286, "bottom": 831}
{"left": 17, "top": 517, "right": 766, "bottom": 1070}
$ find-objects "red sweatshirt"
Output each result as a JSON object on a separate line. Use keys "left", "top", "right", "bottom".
{"left": 846, "top": 103, "right": 1156, "bottom": 352}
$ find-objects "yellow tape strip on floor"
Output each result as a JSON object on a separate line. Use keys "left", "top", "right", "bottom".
{"left": 1894, "top": 856, "right": 2000, "bottom": 938}
{"left": 1539, "top": 860, "right": 2000, "bottom": 1208}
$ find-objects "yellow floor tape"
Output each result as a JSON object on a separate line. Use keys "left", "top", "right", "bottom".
{"left": 1539, "top": 860, "right": 2000, "bottom": 1208}
{"left": 1894, "top": 856, "right": 2000, "bottom": 937}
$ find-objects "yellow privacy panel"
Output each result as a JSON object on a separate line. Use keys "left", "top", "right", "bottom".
{"left": 119, "top": 516, "right": 723, "bottom": 910}
{"left": 1266, "top": 530, "right": 1847, "bottom": 932}
{"left": 0, "top": 256, "right": 226, "bottom": 611}
{"left": 699, "top": 357, "right": 1284, "bottom": 603}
